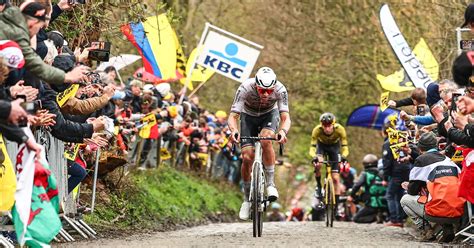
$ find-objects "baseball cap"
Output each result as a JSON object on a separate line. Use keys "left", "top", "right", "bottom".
{"left": 426, "top": 83, "right": 441, "bottom": 107}
{"left": 47, "top": 31, "right": 68, "bottom": 48}
{"left": 462, "top": 4, "right": 474, "bottom": 28}
{"left": 155, "top": 83, "right": 171, "bottom": 98}
{"left": 0, "top": 40, "right": 25, "bottom": 69}
{"left": 20, "top": 2, "right": 49, "bottom": 21}
{"left": 417, "top": 132, "right": 438, "bottom": 151}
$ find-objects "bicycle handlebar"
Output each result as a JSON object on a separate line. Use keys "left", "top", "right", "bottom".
{"left": 231, "top": 134, "right": 284, "bottom": 156}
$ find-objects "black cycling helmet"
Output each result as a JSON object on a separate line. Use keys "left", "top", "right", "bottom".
{"left": 362, "top": 154, "right": 378, "bottom": 168}
{"left": 319, "top": 112, "right": 336, "bottom": 126}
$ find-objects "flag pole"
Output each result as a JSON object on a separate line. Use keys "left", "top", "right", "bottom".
{"left": 187, "top": 80, "right": 209, "bottom": 98}
{"left": 178, "top": 22, "right": 210, "bottom": 105}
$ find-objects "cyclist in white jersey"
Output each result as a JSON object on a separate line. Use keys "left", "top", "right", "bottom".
{"left": 228, "top": 67, "right": 292, "bottom": 220}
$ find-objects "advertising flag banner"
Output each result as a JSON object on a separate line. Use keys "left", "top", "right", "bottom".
{"left": 377, "top": 38, "right": 439, "bottom": 92}
{"left": 379, "top": 4, "right": 434, "bottom": 89}
{"left": 195, "top": 24, "right": 263, "bottom": 82}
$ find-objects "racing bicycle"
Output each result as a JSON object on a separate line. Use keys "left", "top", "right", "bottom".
{"left": 315, "top": 155, "right": 341, "bottom": 228}
{"left": 234, "top": 135, "right": 283, "bottom": 237}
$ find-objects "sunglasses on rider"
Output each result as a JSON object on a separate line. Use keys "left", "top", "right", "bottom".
{"left": 256, "top": 87, "right": 274, "bottom": 95}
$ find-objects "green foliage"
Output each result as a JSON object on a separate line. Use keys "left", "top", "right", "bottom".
{"left": 84, "top": 166, "right": 241, "bottom": 229}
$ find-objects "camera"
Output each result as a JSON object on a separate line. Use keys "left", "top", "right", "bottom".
{"left": 451, "top": 92, "right": 462, "bottom": 112}
{"left": 460, "top": 40, "right": 474, "bottom": 51}
{"left": 416, "top": 105, "right": 426, "bottom": 116}
{"left": 88, "top": 41, "right": 110, "bottom": 62}
{"left": 17, "top": 95, "right": 41, "bottom": 115}
{"left": 17, "top": 95, "right": 41, "bottom": 127}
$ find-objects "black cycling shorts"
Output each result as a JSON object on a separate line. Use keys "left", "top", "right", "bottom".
{"left": 316, "top": 142, "right": 340, "bottom": 173}
{"left": 240, "top": 109, "right": 280, "bottom": 148}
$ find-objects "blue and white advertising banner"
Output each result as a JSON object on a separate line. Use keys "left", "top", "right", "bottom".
{"left": 196, "top": 24, "right": 263, "bottom": 82}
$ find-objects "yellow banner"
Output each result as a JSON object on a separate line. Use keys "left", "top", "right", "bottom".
{"left": 377, "top": 38, "right": 439, "bottom": 92}
{"left": 64, "top": 143, "right": 81, "bottom": 161}
{"left": 139, "top": 113, "right": 157, "bottom": 139}
{"left": 174, "top": 30, "right": 187, "bottom": 82}
{"left": 160, "top": 148, "right": 171, "bottom": 160}
{"left": 56, "top": 84, "right": 79, "bottom": 107}
{"left": 380, "top": 91, "right": 390, "bottom": 111}
{"left": 0, "top": 134, "right": 16, "bottom": 211}
{"left": 180, "top": 47, "right": 215, "bottom": 89}
{"left": 451, "top": 149, "right": 464, "bottom": 163}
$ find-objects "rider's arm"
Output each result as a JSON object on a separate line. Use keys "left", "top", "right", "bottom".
{"left": 279, "top": 112, "right": 291, "bottom": 135}
{"left": 227, "top": 112, "right": 240, "bottom": 134}
{"left": 309, "top": 127, "right": 319, "bottom": 157}
{"left": 339, "top": 126, "right": 349, "bottom": 158}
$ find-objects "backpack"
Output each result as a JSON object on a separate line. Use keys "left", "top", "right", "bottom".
{"left": 365, "top": 170, "right": 387, "bottom": 208}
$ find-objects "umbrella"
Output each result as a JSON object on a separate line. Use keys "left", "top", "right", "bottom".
{"left": 96, "top": 54, "right": 141, "bottom": 71}
{"left": 346, "top": 104, "right": 405, "bottom": 130}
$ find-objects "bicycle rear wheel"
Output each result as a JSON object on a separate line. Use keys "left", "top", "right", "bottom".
{"left": 252, "top": 163, "right": 261, "bottom": 237}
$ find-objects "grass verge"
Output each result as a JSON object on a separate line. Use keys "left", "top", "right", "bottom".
{"left": 83, "top": 166, "right": 242, "bottom": 233}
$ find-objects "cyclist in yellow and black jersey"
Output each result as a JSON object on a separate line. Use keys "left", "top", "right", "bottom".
{"left": 309, "top": 113, "right": 349, "bottom": 202}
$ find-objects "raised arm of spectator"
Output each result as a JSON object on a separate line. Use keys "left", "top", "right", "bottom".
{"left": 447, "top": 127, "right": 474, "bottom": 148}
{"left": 350, "top": 171, "right": 366, "bottom": 198}
{"left": 389, "top": 97, "right": 414, "bottom": 108}
{"left": 61, "top": 85, "right": 114, "bottom": 115}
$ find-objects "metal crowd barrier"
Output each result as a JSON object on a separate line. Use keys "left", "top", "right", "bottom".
{"left": 5, "top": 129, "right": 97, "bottom": 243}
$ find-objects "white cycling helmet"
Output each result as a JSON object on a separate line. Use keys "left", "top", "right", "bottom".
{"left": 255, "top": 67, "right": 277, "bottom": 89}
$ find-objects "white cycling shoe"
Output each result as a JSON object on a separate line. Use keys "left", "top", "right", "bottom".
{"left": 239, "top": 201, "right": 252, "bottom": 220}
{"left": 267, "top": 185, "right": 279, "bottom": 202}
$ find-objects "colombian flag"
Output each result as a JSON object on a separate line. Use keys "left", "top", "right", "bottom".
{"left": 121, "top": 14, "right": 183, "bottom": 82}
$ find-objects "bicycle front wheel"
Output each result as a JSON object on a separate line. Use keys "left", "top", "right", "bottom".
{"left": 252, "top": 163, "right": 261, "bottom": 237}
{"left": 325, "top": 178, "right": 335, "bottom": 227}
